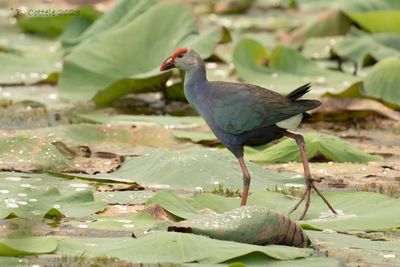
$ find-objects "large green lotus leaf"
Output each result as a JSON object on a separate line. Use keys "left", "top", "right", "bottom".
{"left": 17, "top": 7, "right": 101, "bottom": 38}
{"left": 0, "top": 257, "right": 28, "bottom": 266}
{"left": 170, "top": 206, "right": 310, "bottom": 247}
{"left": 226, "top": 255, "right": 342, "bottom": 267}
{"left": 245, "top": 132, "right": 383, "bottom": 163}
{"left": 0, "top": 136, "right": 73, "bottom": 172}
{"left": 188, "top": 193, "right": 240, "bottom": 213}
{"left": 68, "top": 211, "right": 157, "bottom": 233}
{"left": 284, "top": 7, "right": 352, "bottom": 46}
{"left": 62, "top": 0, "right": 158, "bottom": 49}
{"left": 307, "top": 231, "right": 400, "bottom": 266}
{"left": 340, "top": 0, "right": 400, "bottom": 33}
{"left": 361, "top": 57, "right": 400, "bottom": 109}
{"left": 0, "top": 50, "right": 61, "bottom": 84}
{"left": 0, "top": 236, "right": 57, "bottom": 256}
{"left": 0, "top": 181, "right": 106, "bottom": 219}
{"left": 233, "top": 39, "right": 359, "bottom": 95}
{"left": 57, "top": 232, "right": 312, "bottom": 263}
{"left": 173, "top": 129, "right": 217, "bottom": 143}
{"left": 145, "top": 190, "right": 200, "bottom": 220}
{"left": 95, "top": 190, "right": 155, "bottom": 205}
{"left": 59, "top": 1, "right": 226, "bottom": 106}
{"left": 16, "top": 123, "right": 179, "bottom": 150}
{"left": 78, "top": 113, "right": 205, "bottom": 128}
{"left": 188, "top": 190, "right": 400, "bottom": 232}
{"left": 303, "top": 30, "right": 400, "bottom": 66}
{"left": 333, "top": 29, "right": 400, "bottom": 67}
{"left": 68, "top": 147, "right": 302, "bottom": 191}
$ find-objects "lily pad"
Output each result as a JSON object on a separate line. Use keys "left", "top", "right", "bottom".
{"left": 173, "top": 129, "right": 217, "bottom": 143}
{"left": 233, "top": 39, "right": 359, "bottom": 95}
{"left": 57, "top": 232, "right": 313, "bottom": 263}
{"left": 0, "top": 236, "right": 57, "bottom": 256}
{"left": 183, "top": 190, "right": 400, "bottom": 232}
{"left": 68, "top": 211, "right": 157, "bottom": 233}
{"left": 245, "top": 132, "right": 383, "bottom": 163}
{"left": 333, "top": 29, "right": 400, "bottom": 67}
{"left": 77, "top": 113, "right": 206, "bottom": 128}
{"left": 341, "top": 0, "right": 400, "bottom": 33}
{"left": 59, "top": 0, "right": 227, "bottom": 106}
{"left": 283, "top": 7, "right": 352, "bottom": 46}
{"left": 69, "top": 147, "right": 301, "bottom": 191}
{"left": 0, "top": 184, "right": 106, "bottom": 219}
{"left": 308, "top": 231, "right": 400, "bottom": 266}
{"left": 361, "top": 57, "right": 400, "bottom": 109}
{"left": 95, "top": 190, "right": 155, "bottom": 205}
{"left": 0, "top": 136, "right": 73, "bottom": 172}
{"left": 145, "top": 190, "right": 200, "bottom": 220}
{"left": 0, "top": 50, "right": 61, "bottom": 84}
{"left": 17, "top": 7, "right": 101, "bottom": 38}
{"left": 170, "top": 206, "right": 310, "bottom": 247}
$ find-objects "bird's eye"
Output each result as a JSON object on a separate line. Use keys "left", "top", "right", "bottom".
{"left": 177, "top": 54, "right": 184, "bottom": 58}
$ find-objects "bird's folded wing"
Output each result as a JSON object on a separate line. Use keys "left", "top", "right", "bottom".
{"left": 211, "top": 83, "right": 317, "bottom": 135}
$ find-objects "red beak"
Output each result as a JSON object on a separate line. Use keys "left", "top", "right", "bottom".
{"left": 160, "top": 56, "right": 175, "bottom": 71}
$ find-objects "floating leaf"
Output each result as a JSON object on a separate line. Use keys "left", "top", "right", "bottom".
{"left": 57, "top": 232, "right": 312, "bottom": 263}
{"left": 0, "top": 236, "right": 57, "bottom": 256}
{"left": 170, "top": 206, "right": 310, "bottom": 247}
{"left": 333, "top": 29, "right": 400, "bottom": 67}
{"left": 59, "top": 0, "right": 227, "bottom": 106}
{"left": 361, "top": 57, "right": 400, "bottom": 109}
{"left": 185, "top": 190, "right": 400, "bottom": 232}
{"left": 95, "top": 190, "right": 155, "bottom": 205}
{"left": 17, "top": 7, "right": 101, "bottom": 38}
{"left": 308, "top": 231, "right": 400, "bottom": 266}
{"left": 0, "top": 177, "right": 106, "bottom": 219}
{"left": 68, "top": 211, "right": 157, "bottom": 233}
{"left": 283, "top": 7, "right": 352, "bottom": 46}
{"left": 145, "top": 190, "right": 200, "bottom": 220}
{"left": 0, "top": 50, "right": 61, "bottom": 84}
{"left": 0, "top": 136, "right": 73, "bottom": 172}
{"left": 69, "top": 147, "right": 301, "bottom": 191}
{"left": 245, "top": 132, "right": 383, "bottom": 163}
{"left": 233, "top": 39, "right": 359, "bottom": 95}
{"left": 77, "top": 113, "right": 205, "bottom": 128}
{"left": 173, "top": 129, "right": 217, "bottom": 143}
{"left": 341, "top": 0, "right": 400, "bottom": 33}
{"left": 312, "top": 97, "right": 400, "bottom": 121}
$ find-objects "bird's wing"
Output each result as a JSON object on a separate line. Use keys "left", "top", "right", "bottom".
{"left": 210, "top": 82, "right": 319, "bottom": 134}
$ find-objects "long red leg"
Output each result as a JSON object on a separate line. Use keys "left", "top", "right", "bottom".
{"left": 238, "top": 157, "right": 251, "bottom": 206}
{"left": 285, "top": 131, "right": 337, "bottom": 220}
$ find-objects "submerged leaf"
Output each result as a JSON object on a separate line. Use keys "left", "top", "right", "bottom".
{"left": 245, "top": 132, "right": 383, "bottom": 163}
{"left": 170, "top": 206, "right": 310, "bottom": 247}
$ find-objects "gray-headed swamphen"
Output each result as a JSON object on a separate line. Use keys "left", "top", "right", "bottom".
{"left": 160, "top": 48, "right": 337, "bottom": 219}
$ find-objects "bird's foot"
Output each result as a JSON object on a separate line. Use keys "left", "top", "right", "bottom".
{"left": 289, "top": 176, "right": 337, "bottom": 220}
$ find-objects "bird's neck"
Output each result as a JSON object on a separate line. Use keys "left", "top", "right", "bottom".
{"left": 183, "top": 63, "right": 208, "bottom": 105}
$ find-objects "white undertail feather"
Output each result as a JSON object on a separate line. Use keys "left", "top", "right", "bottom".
{"left": 276, "top": 114, "right": 303, "bottom": 129}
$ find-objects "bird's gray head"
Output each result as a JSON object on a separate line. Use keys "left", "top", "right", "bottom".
{"left": 160, "top": 48, "right": 202, "bottom": 72}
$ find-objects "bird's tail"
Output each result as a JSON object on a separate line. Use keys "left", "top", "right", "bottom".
{"left": 287, "top": 83, "right": 311, "bottom": 101}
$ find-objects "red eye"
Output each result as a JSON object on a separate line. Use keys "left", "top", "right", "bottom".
{"left": 177, "top": 54, "right": 184, "bottom": 58}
